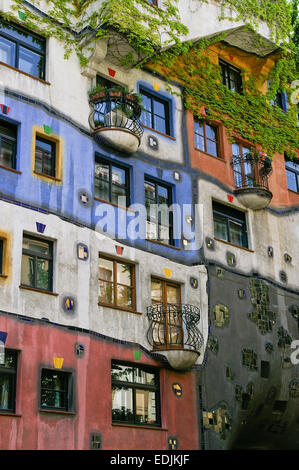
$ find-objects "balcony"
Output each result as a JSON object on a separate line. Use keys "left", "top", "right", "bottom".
{"left": 88, "top": 88, "right": 144, "bottom": 154}
{"left": 146, "top": 303, "right": 203, "bottom": 370}
{"left": 231, "top": 152, "right": 273, "bottom": 210}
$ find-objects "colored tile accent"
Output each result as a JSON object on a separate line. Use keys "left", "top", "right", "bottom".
{"left": 0, "top": 105, "right": 10, "bottom": 115}
{"left": 227, "top": 195, "right": 234, "bottom": 203}
{"left": 108, "top": 68, "right": 116, "bottom": 77}
{"left": 43, "top": 125, "right": 52, "bottom": 135}
{"left": 153, "top": 82, "right": 160, "bottom": 91}
{"left": 18, "top": 11, "right": 27, "bottom": 20}
{"left": 163, "top": 268, "right": 172, "bottom": 278}
{"left": 0, "top": 331, "right": 7, "bottom": 344}
{"left": 77, "top": 243, "right": 89, "bottom": 260}
{"left": 172, "top": 383, "right": 183, "bottom": 397}
{"left": 36, "top": 222, "right": 46, "bottom": 233}
{"left": 53, "top": 357, "right": 64, "bottom": 369}
{"left": 133, "top": 350, "right": 142, "bottom": 361}
{"left": 115, "top": 246, "right": 124, "bottom": 256}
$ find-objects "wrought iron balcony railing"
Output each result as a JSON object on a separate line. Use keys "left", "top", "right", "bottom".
{"left": 231, "top": 152, "right": 272, "bottom": 191}
{"left": 88, "top": 90, "right": 144, "bottom": 140}
{"left": 146, "top": 303, "right": 203, "bottom": 352}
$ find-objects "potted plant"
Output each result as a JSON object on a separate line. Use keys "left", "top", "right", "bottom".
{"left": 88, "top": 84, "right": 106, "bottom": 101}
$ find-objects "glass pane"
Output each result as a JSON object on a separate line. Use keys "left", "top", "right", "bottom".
{"left": 2, "top": 351, "right": 17, "bottom": 369}
{"left": 0, "top": 22, "right": 44, "bottom": 51}
{"left": 146, "top": 220, "right": 157, "bottom": 240}
{"left": 112, "top": 386, "right": 134, "bottom": 423}
{"left": 41, "top": 371, "right": 67, "bottom": 408}
{"left": 158, "top": 224, "right": 170, "bottom": 244}
{"left": 134, "top": 369, "right": 155, "bottom": 385}
{"left": 22, "top": 237, "right": 50, "bottom": 256}
{"left": 157, "top": 185, "right": 169, "bottom": 205}
{"left": 286, "top": 170, "right": 298, "bottom": 192}
{"left": 34, "top": 148, "right": 43, "bottom": 174}
{"left": 151, "top": 279, "right": 162, "bottom": 304}
{"left": 111, "top": 185, "right": 126, "bottom": 205}
{"left": 95, "top": 179, "right": 109, "bottom": 201}
{"left": 41, "top": 390, "right": 66, "bottom": 408}
{"left": 153, "top": 100, "right": 166, "bottom": 118}
{"left": 229, "top": 220, "right": 243, "bottom": 246}
{"left": 117, "top": 263, "right": 132, "bottom": 286}
{"left": 286, "top": 160, "right": 299, "bottom": 172}
{"left": 214, "top": 214, "right": 228, "bottom": 241}
{"left": 36, "top": 258, "right": 50, "bottom": 290}
{"left": 0, "top": 138, "right": 14, "bottom": 168}
{"left": 98, "top": 258, "right": 113, "bottom": 281}
{"left": 135, "top": 389, "right": 157, "bottom": 424}
{"left": 153, "top": 322, "right": 165, "bottom": 343}
{"left": 232, "top": 143, "right": 240, "bottom": 156}
{"left": 206, "top": 124, "right": 217, "bottom": 140}
{"left": 0, "top": 375, "right": 12, "bottom": 410}
{"left": 206, "top": 139, "right": 217, "bottom": 157}
{"left": 111, "top": 364, "right": 134, "bottom": 382}
{"left": 21, "top": 254, "right": 35, "bottom": 287}
{"left": 242, "top": 146, "right": 251, "bottom": 157}
{"left": 0, "top": 36, "right": 15, "bottom": 66}
{"left": 19, "top": 46, "right": 43, "bottom": 78}
{"left": 194, "top": 121, "right": 204, "bottom": 136}
{"left": 140, "top": 109, "right": 152, "bottom": 128}
{"left": 117, "top": 285, "right": 133, "bottom": 308}
{"left": 153, "top": 115, "right": 166, "bottom": 134}
{"left": 166, "top": 285, "right": 180, "bottom": 304}
{"left": 145, "top": 181, "right": 156, "bottom": 202}
{"left": 195, "top": 134, "right": 205, "bottom": 151}
{"left": 98, "top": 280, "right": 114, "bottom": 304}
{"left": 112, "top": 166, "right": 126, "bottom": 187}
{"left": 141, "top": 94, "right": 151, "bottom": 112}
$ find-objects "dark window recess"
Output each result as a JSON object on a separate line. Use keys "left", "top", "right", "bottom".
{"left": 213, "top": 201, "right": 248, "bottom": 248}
{"left": 219, "top": 59, "right": 242, "bottom": 93}
{"left": 40, "top": 369, "right": 72, "bottom": 411}
{"left": 140, "top": 89, "right": 171, "bottom": 136}
{"left": 111, "top": 362, "right": 160, "bottom": 426}
{"left": 194, "top": 121, "right": 219, "bottom": 157}
{"left": 261, "top": 360, "right": 270, "bottom": 378}
{"left": 94, "top": 76, "right": 118, "bottom": 124}
{"left": 0, "top": 120, "right": 17, "bottom": 169}
{"left": 145, "top": 178, "right": 174, "bottom": 246}
{"left": 147, "top": 0, "right": 158, "bottom": 4}
{"left": 0, "top": 239, "right": 3, "bottom": 275}
{"left": 272, "top": 91, "right": 287, "bottom": 111}
{"left": 94, "top": 158, "right": 130, "bottom": 207}
{"left": 35, "top": 136, "right": 56, "bottom": 177}
{"left": 241, "top": 393, "right": 250, "bottom": 410}
{"left": 0, "top": 20, "right": 46, "bottom": 79}
{"left": 21, "top": 235, "right": 53, "bottom": 292}
{"left": 0, "top": 349, "right": 18, "bottom": 412}
{"left": 273, "top": 400, "right": 287, "bottom": 414}
{"left": 285, "top": 155, "right": 299, "bottom": 193}
{"left": 90, "top": 433, "right": 102, "bottom": 450}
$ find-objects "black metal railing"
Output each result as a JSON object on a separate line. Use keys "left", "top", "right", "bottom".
{"left": 146, "top": 303, "right": 203, "bottom": 351}
{"left": 88, "top": 90, "right": 144, "bottom": 139}
{"left": 231, "top": 152, "right": 272, "bottom": 190}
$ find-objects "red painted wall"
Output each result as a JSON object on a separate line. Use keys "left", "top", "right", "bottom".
{"left": 0, "top": 314, "right": 199, "bottom": 450}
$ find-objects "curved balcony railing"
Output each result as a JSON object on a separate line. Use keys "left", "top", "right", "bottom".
{"left": 88, "top": 90, "right": 144, "bottom": 139}
{"left": 231, "top": 152, "right": 272, "bottom": 191}
{"left": 146, "top": 303, "right": 203, "bottom": 352}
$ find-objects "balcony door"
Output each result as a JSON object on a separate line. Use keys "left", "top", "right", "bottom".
{"left": 151, "top": 278, "right": 182, "bottom": 348}
{"left": 232, "top": 143, "right": 254, "bottom": 188}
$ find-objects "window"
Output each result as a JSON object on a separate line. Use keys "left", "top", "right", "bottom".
{"left": 272, "top": 91, "right": 288, "bottom": 111}
{"left": 0, "top": 20, "right": 45, "bottom": 79}
{"left": 35, "top": 136, "right": 56, "bottom": 177}
{"left": 21, "top": 235, "right": 53, "bottom": 291}
{"left": 0, "top": 349, "right": 17, "bottom": 412}
{"left": 140, "top": 89, "right": 171, "bottom": 136}
{"left": 219, "top": 59, "right": 242, "bottom": 93}
{"left": 194, "top": 120, "right": 219, "bottom": 157}
{"left": 0, "top": 120, "right": 17, "bottom": 169}
{"left": 111, "top": 362, "right": 160, "bottom": 426}
{"left": 145, "top": 178, "right": 174, "bottom": 245}
{"left": 0, "top": 238, "right": 4, "bottom": 275}
{"left": 94, "top": 158, "right": 130, "bottom": 207}
{"left": 151, "top": 278, "right": 182, "bottom": 347}
{"left": 40, "top": 369, "right": 73, "bottom": 411}
{"left": 232, "top": 142, "right": 253, "bottom": 188}
{"left": 285, "top": 156, "right": 299, "bottom": 193}
{"left": 98, "top": 256, "right": 136, "bottom": 310}
{"left": 94, "top": 76, "right": 118, "bottom": 126}
{"left": 213, "top": 201, "right": 248, "bottom": 248}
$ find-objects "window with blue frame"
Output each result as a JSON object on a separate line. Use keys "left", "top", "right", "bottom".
{"left": 0, "top": 120, "right": 17, "bottom": 169}
{"left": 0, "top": 20, "right": 45, "bottom": 79}
{"left": 285, "top": 156, "right": 299, "bottom": 193}
{"left": 144, "top": 177, "right": 174, "bottom": 246}
{"left": 213, "top": 200, "right": 248, "bottom": 249}
{"left": 140, "top": 88, "right": 171, "bottom": 136}
{"left": 94, "top": 157, "right": 130, "bottom": 207}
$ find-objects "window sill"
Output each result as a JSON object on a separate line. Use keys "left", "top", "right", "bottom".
{"left": 19, "top": 285, "right": 59, "bottom": 296}
{"left": 98, "top": 302, "right": 142, "bottom": 315}
{"left": 0, "top": 165, "right": 22, "bottom": 174}
{"left": 141, "top": 124, "right": 176, "bottom": 141}
{"left": 39, "top": 409, "right": 75, "bottom": 416}
{"left": 112, "top": 423, "right": 167, "bottom": 431}
{"left": 0, "top": 412, "right": 21, "bottom": 417}
{"left": 287, "top": 189, "right": 299, "bottom": 196}
{"left": 146, "top": 239, "right": 181, "bottom": 250}
{"left": 214, "top": 237, "right": 254, "bottom": 253}
{"left": 194, "top": 148, "right": 225, "bottom": 161}
{"left": 33, "top": 171, "right": 62, "bottom": 183}
{"left": 0, "top": 61, "right": 50, "bottom": 85}
{"left": 94, "top": 197, "right": 136, "bottom": 213}
{"left": 0, "top": 274, "right": 8, "bottom": 279}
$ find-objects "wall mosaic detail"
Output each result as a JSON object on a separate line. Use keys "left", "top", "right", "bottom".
{"left": 242, "top": 349, "right": 258, "bottom": 371}
{"left": 214, "top": 305, "right": 229, "bottom": 327}
{"left": 248, "top": 278, "right": 276, "bottom": 334}
{"left": 202, "top": 404, "right": 231, "bottom": 440}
